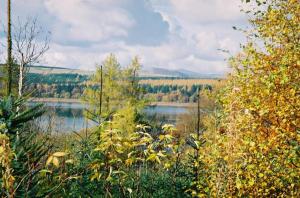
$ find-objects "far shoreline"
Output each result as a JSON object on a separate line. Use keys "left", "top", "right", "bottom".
{"left": 29, "top": 98, "right": 196, "bottom": 108}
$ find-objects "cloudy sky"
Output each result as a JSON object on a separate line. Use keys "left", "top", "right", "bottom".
{"left": 0, "top": 0, "right": 248, "bottom": 74}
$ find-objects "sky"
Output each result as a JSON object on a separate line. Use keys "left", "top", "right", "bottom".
{"left": 0, "top": 0, "right": 249, "bottom": 74}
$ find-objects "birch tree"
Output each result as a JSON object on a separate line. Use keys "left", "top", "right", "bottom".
{"left": 13, "top": 18, "right": 50, "bottom": 97}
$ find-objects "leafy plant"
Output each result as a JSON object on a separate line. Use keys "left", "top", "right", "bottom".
{"left": 0, "top": 96, "right": 51, "bottom": 197}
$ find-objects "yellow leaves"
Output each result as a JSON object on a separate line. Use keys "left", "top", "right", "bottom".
{"left": 147, "top": 153, "right": 161, "bottom": 164}
{"left": 90, "top": 171, "right": 102, "bottom": 182}
{"left": 0, "top": 123, "right": 7, "bottom": 132}
{"left": 125, "top": 158, "right": 134, "bottom": 166}
{"left": 39, "top": 169, "right": 52, "bottom": 177}
{"left": 46, "top": 151, "right": 69, "bottom": 168}
{"left": 52, "top": 152, "right": 68, "bottom": 157}
{"left": 289, "top": 88, "right": 296, "bottom": 96}
{"left": 46, "top": 156, "right": 58, "bottom": 167}
{"left": 162, "top": 124, "right": 176, "bottom": 134}
{"left": 158, "top": 135, "right": 164, "bottom": 140}
{"left": 0, "top": 146, "right": 4, "bottom": 155}
{"left": 106, "top": 166, "right": 113, "bottom": 182}
{"left": 236, "top": 179, "right": 242, "bottom": 189}
{"left": 157, "top": 151, "right": 166, "bottom": 158}
{"left": 248, "top": 178, "right": 255, "bottom": 187}
{"left": 145, "top": 150, "right": 169, "bottom": 165}
{"left": 199, "top": 0, "right": 300, "bottom": 196}
{"left": 65, "top": 159, "right": 74, "bottom": 164}
{"left": 159, "top": 134, "right": 173, "bottom": 142}
{"left": 46, "top": 156, "right": 53, "bottom": 166}
{"left": 164, "top": 162, "right": 171, "bottom": 169}
{"left": 136, "top": 124, "right": 150, "bottom": 131}
{"left": 223, "top": 156, "right": 229, "bottom": 161}
{"left": 52, "top": 157, "right": 59, "bottom": 167}
{"left": 90, "top": 122, "right": 179, "bottom": 189}
{"left": 0, "top": 133, "right": 15, "bottom": 192}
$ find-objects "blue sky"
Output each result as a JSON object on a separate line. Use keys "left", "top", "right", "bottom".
{"left": 0, "top": 0, "right": 248, "bottom": 74}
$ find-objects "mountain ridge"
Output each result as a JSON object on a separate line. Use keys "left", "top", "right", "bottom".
{"left": 28, "top": 65, "right": 224, "bottom": 79}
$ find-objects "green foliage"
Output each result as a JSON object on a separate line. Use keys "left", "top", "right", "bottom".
{"left": 28, "top": 73, "right": 89, "bottom": 84}
{"left": 0, "top": 62, "right": 20, "bottom": 97}
{"left": 36, "top": 123, "right": 192, "bottom": 197}
{"left": 83, "top": 54, "right": 146, "bottom": 124}
{"left": 141, "top": 84, "right": 211, "bottom": 103}
{"left": 27, "top": 73, "right": 88, "bottom": 98}
{"left": 125, "top": 168, "right": 191, "bottom": 198}
{"left": 0, "top": 96, "right": 45, "bottom": 135}
{"left": 0, "top": 96, "right": 51, "bottom": 197}
{"left": 89, "top": 121, "right": 179, "bottom": 192}
{"left": 11, "top": 128, "right": 51, "bottom": 197}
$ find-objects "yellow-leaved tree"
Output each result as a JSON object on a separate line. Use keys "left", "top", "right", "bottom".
{"left": 83, "top": 55, "right": 146, "bottom": 133}
{"left": 199, "top": 0, "right": 299, "bottom": 197}
{"left": 0, "top": 133, "right": 15, "bottom": 196}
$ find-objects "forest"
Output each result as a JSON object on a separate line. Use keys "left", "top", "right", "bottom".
{"left": 27, "top": 73, "right": 214, "bottom": 103}
{"left": 0, "top": 0, "right": 299, "bottom": 197}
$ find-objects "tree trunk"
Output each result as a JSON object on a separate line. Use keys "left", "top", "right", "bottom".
{"left": 18, "top": 63, "right": 24, "bottom": 97}
{"left": 99, "top": 65, "right": 103, "bottom": 122}
{"left": 194, "top": 88, "right": 201, "bottom": 180}
{"left": 7, "top": 0, "right": 12, "bottom": 96}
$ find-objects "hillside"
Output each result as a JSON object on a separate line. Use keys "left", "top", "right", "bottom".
{"left": 140, "top": 67, "right": 224, "bottom": 78}
{"left": 28, "top": 65, "right": 223, "bottom": 79}
{"left": 28, "top": 65, "right": 93, "bottom": 75}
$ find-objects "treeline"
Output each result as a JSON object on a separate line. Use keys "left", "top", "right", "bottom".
{"left": 28, "top": 73, "right": 89, "bottom": 84}
{"left": 27, "top": 73, "right": 87, "bottom": 98}
{"left": 28, "top": 73, "right": 213, "bottom": 102}
{"left": 141, "top": 84, "right": 212, "bottom": 103}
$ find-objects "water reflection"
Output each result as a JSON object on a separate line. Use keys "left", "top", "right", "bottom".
{"left": 30, "top": 102, "right": 189, "bottom": 133}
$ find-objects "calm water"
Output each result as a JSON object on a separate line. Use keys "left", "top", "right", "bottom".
{"left": 30, "top": 102, "right": 189, "bottom": 133}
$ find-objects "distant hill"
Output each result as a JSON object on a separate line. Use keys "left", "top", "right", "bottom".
{"left": 140, "top": 67, "right": 223, "bottom": 78}
{"left": 28, "top": 66, "right": 93, "bottom": 75}
{"left": 28, "top": 65, "right": 223, "bottom": 79}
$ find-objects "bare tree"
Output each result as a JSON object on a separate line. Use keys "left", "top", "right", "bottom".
{"left": 13, "top": 17, "right": 50, "bottom": 97}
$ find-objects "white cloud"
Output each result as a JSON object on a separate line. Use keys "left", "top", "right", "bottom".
{"left": 148, "top": 0, "right": 247, "bottom": 72}
{"left": 44, "top": 0, "right": 134, "bottom": 42}
{"left": 0, "top": 0, "right": 248, "bottom": 74}
{"left": 43, "top": 37, "right": 229, "bottom": 74}
{"left": 168, "top": 0, "right": 245, "bottom": 23}
{"left": 179, "top": 55, "right": 229, "bottom": 73}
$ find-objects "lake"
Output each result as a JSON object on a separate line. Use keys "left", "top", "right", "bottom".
{"left": 30, "top": 102, "right": 189, "bottom": 133}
